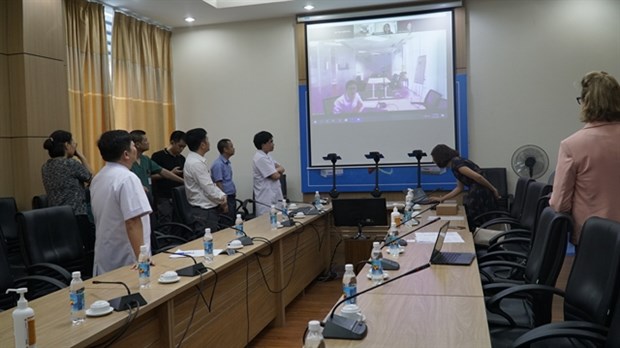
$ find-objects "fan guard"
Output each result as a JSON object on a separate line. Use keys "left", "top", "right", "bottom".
{"left": 511, "top": 145, "right": 549, "bottom": 179}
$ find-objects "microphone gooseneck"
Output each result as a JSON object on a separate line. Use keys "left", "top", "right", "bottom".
{"left": 92, "top": 280, "right": 131, "bottom": 296}
{"left": 381, "top": 216, "right": 441, "bottom": 250}
{"left": 161, "top": 250, "right": 208, "bottom": 277}
{"left": 249, "top": 199, "right": 295, "bottom": 227}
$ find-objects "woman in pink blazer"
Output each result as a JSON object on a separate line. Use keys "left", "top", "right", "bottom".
{"left": 550, "top": 71, "right": 620, "bottom": 247}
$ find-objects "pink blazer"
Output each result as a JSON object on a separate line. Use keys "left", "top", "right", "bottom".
{"left": 550, "top": 121, "right": 620, "bottom": 244}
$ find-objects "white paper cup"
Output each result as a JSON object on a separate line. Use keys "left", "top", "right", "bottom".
{"left": 90, "top": 300, "right": 111, "bottom": 314}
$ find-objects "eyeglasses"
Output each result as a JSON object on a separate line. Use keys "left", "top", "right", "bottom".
{"left": 576, "top": 97, "right": 583, "bottom": 105}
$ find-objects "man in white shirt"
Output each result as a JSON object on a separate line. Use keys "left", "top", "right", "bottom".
{"left": 333, "top": 80, "right": 364, "bottom": 114}
{"left": 90, "top": 130, "right": 152, "bottom": 276}
{"left": 184, "top": 128, "right": 227, "bottom": 232}
{"left": 252, "top": 131, "right": 285, "bottom": 216}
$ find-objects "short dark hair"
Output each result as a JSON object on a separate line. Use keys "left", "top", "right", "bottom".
{"left": 129, "top": 130, "right": 146, "bottom": 144}
{"left": 431, "top": 144, "right": 459, "bottom": 168}
{"left": 253, "top": 131, "right": 273, "bottom": 150}
{"left": 97, "top": 130, "right": 132, "bottom": 162}
{"left": 169, "top": 130, "right": 186, "bottom": 143}
{"left": 186, "top": 128, "right": 207, "bottom": 152}
{"left": 217, "top": 138, "right": 231, "bottom": 154}
{"left": 345, "top": 80, "right": 357, "bottom": 89}
{"left": 43, "top": 130, "right": 72, "bottom": 158}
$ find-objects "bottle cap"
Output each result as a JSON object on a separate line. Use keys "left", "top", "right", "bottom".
{"left": 345, "top": 264, "right": 354, "bottom": 271}
{"left": 140, "top": 245, "right": 148, "bottom": 253}
{"left": 372, "top": 241, "right": 380, "bottom": 248}
{"left": 72, "top": 271, "right": 81, "bottom": 278}
{"left": 308, "top": 320, "right": 321, "bottom": 331}
{"left": 236, "top": 214, "right": 241, "bottom": 219}
{"left": 205, "top": 228, "right": 211, "bottom": 234}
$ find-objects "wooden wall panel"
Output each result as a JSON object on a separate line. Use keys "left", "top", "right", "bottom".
{"left": 9, "top": 54, "right": 69, "bottom": 136}
{"left": 11, "top": 137, "right": 47, "bottom": 211}
{"left": 0, "top": 0, "right": 6, "bottom": 53}
{"left": 0, "top": 54, "right": 9, "bottom": 137}
{"left": 7, "top": 0, "right": 65, "bottom": 59}
{"left": 0, "top": 138, "right": 14, "bottom": 197}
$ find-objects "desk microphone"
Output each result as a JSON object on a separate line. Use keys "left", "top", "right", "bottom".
{"left": 322, "top": 262, "right": 431, "bottom": 340}
{"left": 161, "top": 250, "right": 209, "bottom": 277}
{"left": 391, "top": 202, "right": 439, "bottom": 246}
{"left": 382, "top": 216, "right": 441, "bottom": 251}
{"left": 224, "top": 224, "right": 254, "bottom": 246}
{"left": 249, "top": 199, "right": 296, "bottom": 227}
{"left": 92, "top": 280, "right": 147, "bottom": 311}
{"left": 376, "top": 217, "right": 440, "bottom": 271}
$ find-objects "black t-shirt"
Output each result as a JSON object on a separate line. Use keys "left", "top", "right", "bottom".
{"left": 151, "top": 148, "right": 185, "bottom": 199}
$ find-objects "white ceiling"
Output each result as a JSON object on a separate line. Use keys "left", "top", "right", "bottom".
{"left": 99, "top": 0, "right": 429, "bottom": 29}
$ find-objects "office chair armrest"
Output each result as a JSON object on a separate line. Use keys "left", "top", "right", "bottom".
{"left": 482, "top": 282, "right": 525, "bottom": 296}
{"left": 478, "top": 250, "right": 528, "bottom": 263}
{"left": 513, "top": 322, "right": 608, "bottom": 348}
{"left": 155, "top": 222, "right": 193, "bottom": 234}
{"left": 27, "top": 262, "right": 72, "bottom": 284}
{"left": 479, "top": 217, "right": 521, "bottom": 229}
{"left": 487, "top": 228, "right": 531, "bottom": 246}
{"left": 487, "top": 237, "right": 531, "bottom": 253}
{"left": 478, "top": 261, "right": 526, "bottom": 285}
{"left": 478, "top": 260, "right": 525, "bottom": 272}
{"left": 473, "top": 210, "right": 511, "bottom": 225}
{"left": 15, "top": 275, "right": 68, "bottom": 292}
{"left": 486, "top": 284, "right": 564, "bottom": 312}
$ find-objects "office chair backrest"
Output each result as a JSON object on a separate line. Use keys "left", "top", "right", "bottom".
{"left": 0, "top": 233, "right": 17, "bottom": 310}
{"left": 31, "top": 194, "right": 49, "bottom": 209}
{"left": 510, "top": 177, "right": 533, "bottom": 219}
{"left": 423, "top": 89, "right": 442, "bottom": 108}
{"left": 483, "top": 168, "right": 509, "bottom": 211}
{"left": 564, "top": 216, "right": 620, "bottom": 325}
{"left": 0, "top": 197, "right": 19, "bottom": 242}
{"left": 519, "top": 181, "right": 552, "bottom": 231}
{"left": 171, "top": 186, "right": 197, "bottom": 227}
{"left": 17, "top": 206, "right": 85, "bottom": 274}
{"left": 523, "top": 207, "right": 571, "bottom": 325}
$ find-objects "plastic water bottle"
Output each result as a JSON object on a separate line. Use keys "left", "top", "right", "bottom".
{"left": 280, "top": 199, "right": 289, "bottom": 223}
{"left": 314, "top": 191, "right": 323, "bottom": 210}
{"left": 270, "top": 205, "right": 278, "bottom": 229}
{"left": 406, "top": 188, "right": 414, "bottom": 205}
{"left": 235, "top": 214, "right": 244, "bottom": 237}
{"left": 70, "top": 271, "right": 85, "bottom": 325}
{"left": 203, "top": 228, "right": 214, "bottom": 263}
{"left": 342, "top": 264, "right": 357, "bottom": 305}
{"left": 404, "top": 201, "right": 413, "bottom": 226}
{"left": 370, "top": 242, "right": 384, "bottom": 285}
{"left": 388, "top": 223, "right": 400, "bottom": 257}
{"left": 303, "top": 320, "right": 325, "bottom": 348}
{"left": 138, "top": 245, "right": 150, "bottom": 289}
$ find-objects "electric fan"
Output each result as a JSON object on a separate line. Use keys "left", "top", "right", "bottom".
{"left": 511, "top": 145, "right": 549, "bottom": 179}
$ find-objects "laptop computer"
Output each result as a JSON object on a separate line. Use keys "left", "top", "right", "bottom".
{"left": 411, "top": 188, "right": 436, "bottom": 205}
{"left": 430, "top": 222, "right": 475, "bottom": 266}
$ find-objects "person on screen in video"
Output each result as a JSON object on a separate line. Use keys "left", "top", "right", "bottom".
{"left": 333, "top": 80, "right": 365, "bottom": 114}
{"left": 430, "top": 144, "right": 500, "bottom": 230}
{"left": 383, "top": 23, "right": 393, "bottom": 34}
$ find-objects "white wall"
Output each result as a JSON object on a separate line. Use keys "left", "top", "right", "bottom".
{"left": 467, "top": 0, "right": 620, "bottom": 189}
{"left": 172, "top": 17, "right": 301, "bottom": 202}
{"left": 172, "top": 0, "right": 620, "bottom": 198}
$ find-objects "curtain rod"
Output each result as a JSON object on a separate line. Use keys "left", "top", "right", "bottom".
{"left": 88, "top": 0, "right": 172, "bottom": 31}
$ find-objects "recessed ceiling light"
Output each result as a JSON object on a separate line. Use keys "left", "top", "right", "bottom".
{"left": 304, "top": 4, "right": 314, "bottom": 11}
{"left": 185, "top": 17, "right": 195, "bottom": 23}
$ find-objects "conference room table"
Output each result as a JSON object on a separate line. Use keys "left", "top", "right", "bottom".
{"left": 0, "top": 205, "right": 330, "bottom": 347}
{"left": 325, "top": 206, "right": 491, "bottom": 347}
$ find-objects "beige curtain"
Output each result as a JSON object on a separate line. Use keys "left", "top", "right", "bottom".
{"left": 65, "top": 0, "right": 112, "bottom": 171}
{"left": 112, "top": 13, "right": 175, "bottom": 154}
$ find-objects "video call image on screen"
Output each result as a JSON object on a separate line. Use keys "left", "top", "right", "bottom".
{"left": 306, "top": 11, "right": 456, "bottom": 166}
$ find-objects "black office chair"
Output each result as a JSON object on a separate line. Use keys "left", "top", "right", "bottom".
{"left": 0, "top": 197, "right": 26, "bottom": 277}
{"left": 482, "top": 168, "right": 511, "bottom": 212}
{"left": 488, "top": 216, "right": 620, "bottom": 347}
{"left": 0, "top": 235, "right": 66, "bottom": 310}
{"left": 480, "top": 207, "right": 572, "bottom": 329}
{"left": 235, "top": 198, "right": 255, "bottom": 221}
{"left": 479, "top": 181, "right": 551, "bottom": 232}
{"left": 411, "top": 89, "right": 445, "bottom": 112}
{"left": 31, "top": 194, "right": 49, "bottom": 209}
{"left": 17, "top": 206, "right": 87, "bottom": 282}
{"left": 171, "top": 186, "right": 209, "bottom": 240}
{"left": 473, "top": 177, "right": 532, "bottom": 228}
